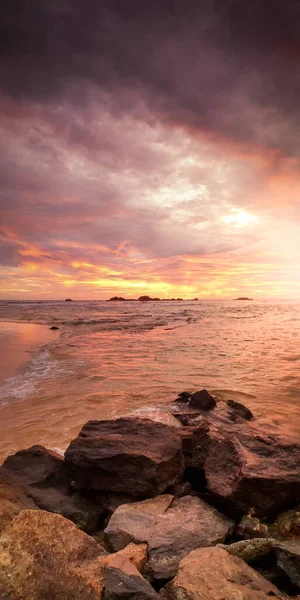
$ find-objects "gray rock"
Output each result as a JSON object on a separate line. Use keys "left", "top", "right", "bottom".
{"left": 105, "top": 494, "right": 233, "bottom": 581}
{"left": 274, "top": 540, "right": 300, "bottom": 588}
{"left": 159, "top": 546, "right": 286, "bottom": 600}
{"left": 217, "top": 538, "right": 274, "bottom": 563}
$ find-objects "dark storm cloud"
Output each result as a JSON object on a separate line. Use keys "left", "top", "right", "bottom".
{"left": 1, "top": 0, "right": 300, "bottom": 155}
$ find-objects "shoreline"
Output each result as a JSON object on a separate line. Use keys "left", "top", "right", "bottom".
{"left": 0, "top": 322, "right": 60, "bottom": 386}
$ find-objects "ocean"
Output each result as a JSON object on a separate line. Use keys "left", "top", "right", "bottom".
{"left": 0, "top": 299, "right": 299, "bottom": 462}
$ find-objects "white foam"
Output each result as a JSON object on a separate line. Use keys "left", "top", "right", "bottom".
{"left": 0, "top": 348, "right": 62, "bottom": 403}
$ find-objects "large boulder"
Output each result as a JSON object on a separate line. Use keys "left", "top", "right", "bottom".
{"left": 0, "top": 509, "right": 159, "bottom": 600}
{"left": 169, "top": 391, "right": 256, "bottom": 472}
{"left": 0, "top": 445, "right": 104, "bottom": 532}
{"left": 65, "top": 418, "right": 184, "bottom": 498}
{"left": 204, "top": 430, "right": 300, "bottom": 518}
{"left": 169, "top": 392, "right": 300, "bottom": 518}
{"left": 160, "top": 546, "right": 286, "bottom": 599}
{"left": 105, "top": 494, "right": 233, "bottom": 581}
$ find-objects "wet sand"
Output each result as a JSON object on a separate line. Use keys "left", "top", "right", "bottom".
{"left": 0, "top": 322, "right": 59, "bottom": 385}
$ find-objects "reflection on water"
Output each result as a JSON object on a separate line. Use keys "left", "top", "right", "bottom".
{"left": 0, "top": 322, "right": 59, "bottom": 385}
{"left": 0, "top": 300, "right": 299, "bottom": 462}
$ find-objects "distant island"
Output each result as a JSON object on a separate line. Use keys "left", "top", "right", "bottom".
{"left": 107, "top": 296, "right": 199, "bottom": 302}
{"left": 108, "top": 296, "right": 126, "bottom": 301}
{"left": 235, "top": 297, "right": 253, "bottom": 301}
{"left": 65, "top": 298, "right": 73, "bottom": 302}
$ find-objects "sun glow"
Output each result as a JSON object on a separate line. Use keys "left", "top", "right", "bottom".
{"left": 221, "top": 209, "right": 259, "bottom": 227}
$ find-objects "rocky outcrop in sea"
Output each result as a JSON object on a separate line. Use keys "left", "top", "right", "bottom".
{"left": 0, "top": 389, "right": 299, "bottom": 599}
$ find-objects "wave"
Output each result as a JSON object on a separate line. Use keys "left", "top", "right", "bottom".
{"left": 0, "top": 348, "right": 64, "bottom": 404}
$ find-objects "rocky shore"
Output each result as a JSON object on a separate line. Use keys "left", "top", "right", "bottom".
{"left": 0, "top": 389, "right": 299, "bottom": 599}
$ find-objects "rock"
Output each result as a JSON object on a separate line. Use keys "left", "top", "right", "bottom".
{"left": 189, "top": 389, "right": 216, "bottom": 411}
{"left": 102, "top": 553, "right": 159, "bottom": 599}
{"left": 271, "top": 507, "right": 300, "bottom": 540}
{"left": 0, "top": 509, "right": 107, "bottom": 599}
{"left": 108, "top": 297, "right": 126, "bottom": 301}
{"left": 105, "top": 494, "right": 233, "bottom": 581}
{"left": 166, "top": 481, "right": 192, "bottom": 497}
{"left": 65, "top": 418, "right": 184, "bottom": 498}
{"left": 99, "top": 492, "right": 135, "bottom": 514}
{"left": 237, "top": 513, "right": 269, "bottom": 539}
{"left": 171, "top": 391, "right": 254, "bottom": 428}
{"left": 0, "top": 445, "right": 104, "bottom": 533}
{"left": 189, "top": 421, "right": 213, "bottom": 469}
{"left": 167, "top": 392, "right": 299, "bottom": 518}
{"left": 65, "top": 298, "right": 73, "bottom": 301}
{"left": 204, "top": 430, "right": 300, "bottom": 518}
{"left": 0, "top": 473, "right": 38, "bottom": 533}
{"left": 105, "top": 495, "right": 174, "bottom": 551}
{"left": 226, "top": 399, "right": 254, "bottom": 421}
{"left": 178, "top": 391, "right": 191, "bottom": 401}
{"left": 217, "top": 538, "right": 274, "bottom": 563}
{"left": 159, "top": 546, "right": 285, "bottom": 599}
{"left": 0, "top": 509, "right": 159, "bottom": 600}
{"left": 174, "top": 389, "right": 216, "bottom": 412}
{"left": 274, "top": 540, "right": 300, "bottom": 588}
{"left": 116, "top": 543, "right": 148, "bottom": 573}
{"left": 49, "top": 325, "right": 59, "bottom": 330}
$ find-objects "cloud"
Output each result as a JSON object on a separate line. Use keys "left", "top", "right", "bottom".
{"left": 0, "top": 1, "right": 300, "bottom": 298}
{"left": 1, "top": 1, "right": 300, "bottom": 156}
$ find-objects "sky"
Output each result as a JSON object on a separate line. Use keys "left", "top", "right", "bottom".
{"left": 1, "top": 0, "right": 300, "bottom": 300}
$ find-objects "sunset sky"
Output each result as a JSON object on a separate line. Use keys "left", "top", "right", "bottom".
{"left": 1, "top": 0, "right": 300, "bottom": 299}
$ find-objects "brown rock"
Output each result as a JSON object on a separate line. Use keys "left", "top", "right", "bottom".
{"left": 171, "top": 391, "right": 253, "bottom": 428}
{"left": 160, "top": 546, "right": 285, "bottom": 599}
{"left": 0, "top": 509, "right": 159, "bottom": 600}
{"left": 167, "top": 481, "right": 192, "bottom": 497}
{"left": 65, "top": 418, "right": 184, "bottom": 498}
{"left": 102, "top": 553, "right": 159, "bottom": 599}
{"left": 226, "top": 399, "right": 254, "bottom": 421}
{"left": 116, "top": 543, "right": 148, "bottom": 573}
{"left": 189, "top": 389, "right": 216, "bottom": 411}
{"left": 0, "top": 509, "right": 107, "bottom": 599}
{"left": 237, "top": 514, "right": 269, "bottom": 540}
{"left": 271, "top": 506, "right": 300, "bottom": 540}
{"left": 0, "top": 473, "right": 38, "bottom": 533}
{"left": 204, "top": 430, "right": 300, "bottom": 518}
{"left": 0, "top": 445, "right": 104, "bottom": 532}
{"left": 105, "top": 494, "right": 233, "bottom": 581}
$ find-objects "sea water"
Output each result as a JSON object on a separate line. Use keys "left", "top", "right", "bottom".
{"left": 0, "top": 299, "right": 299, "bottom": 461}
